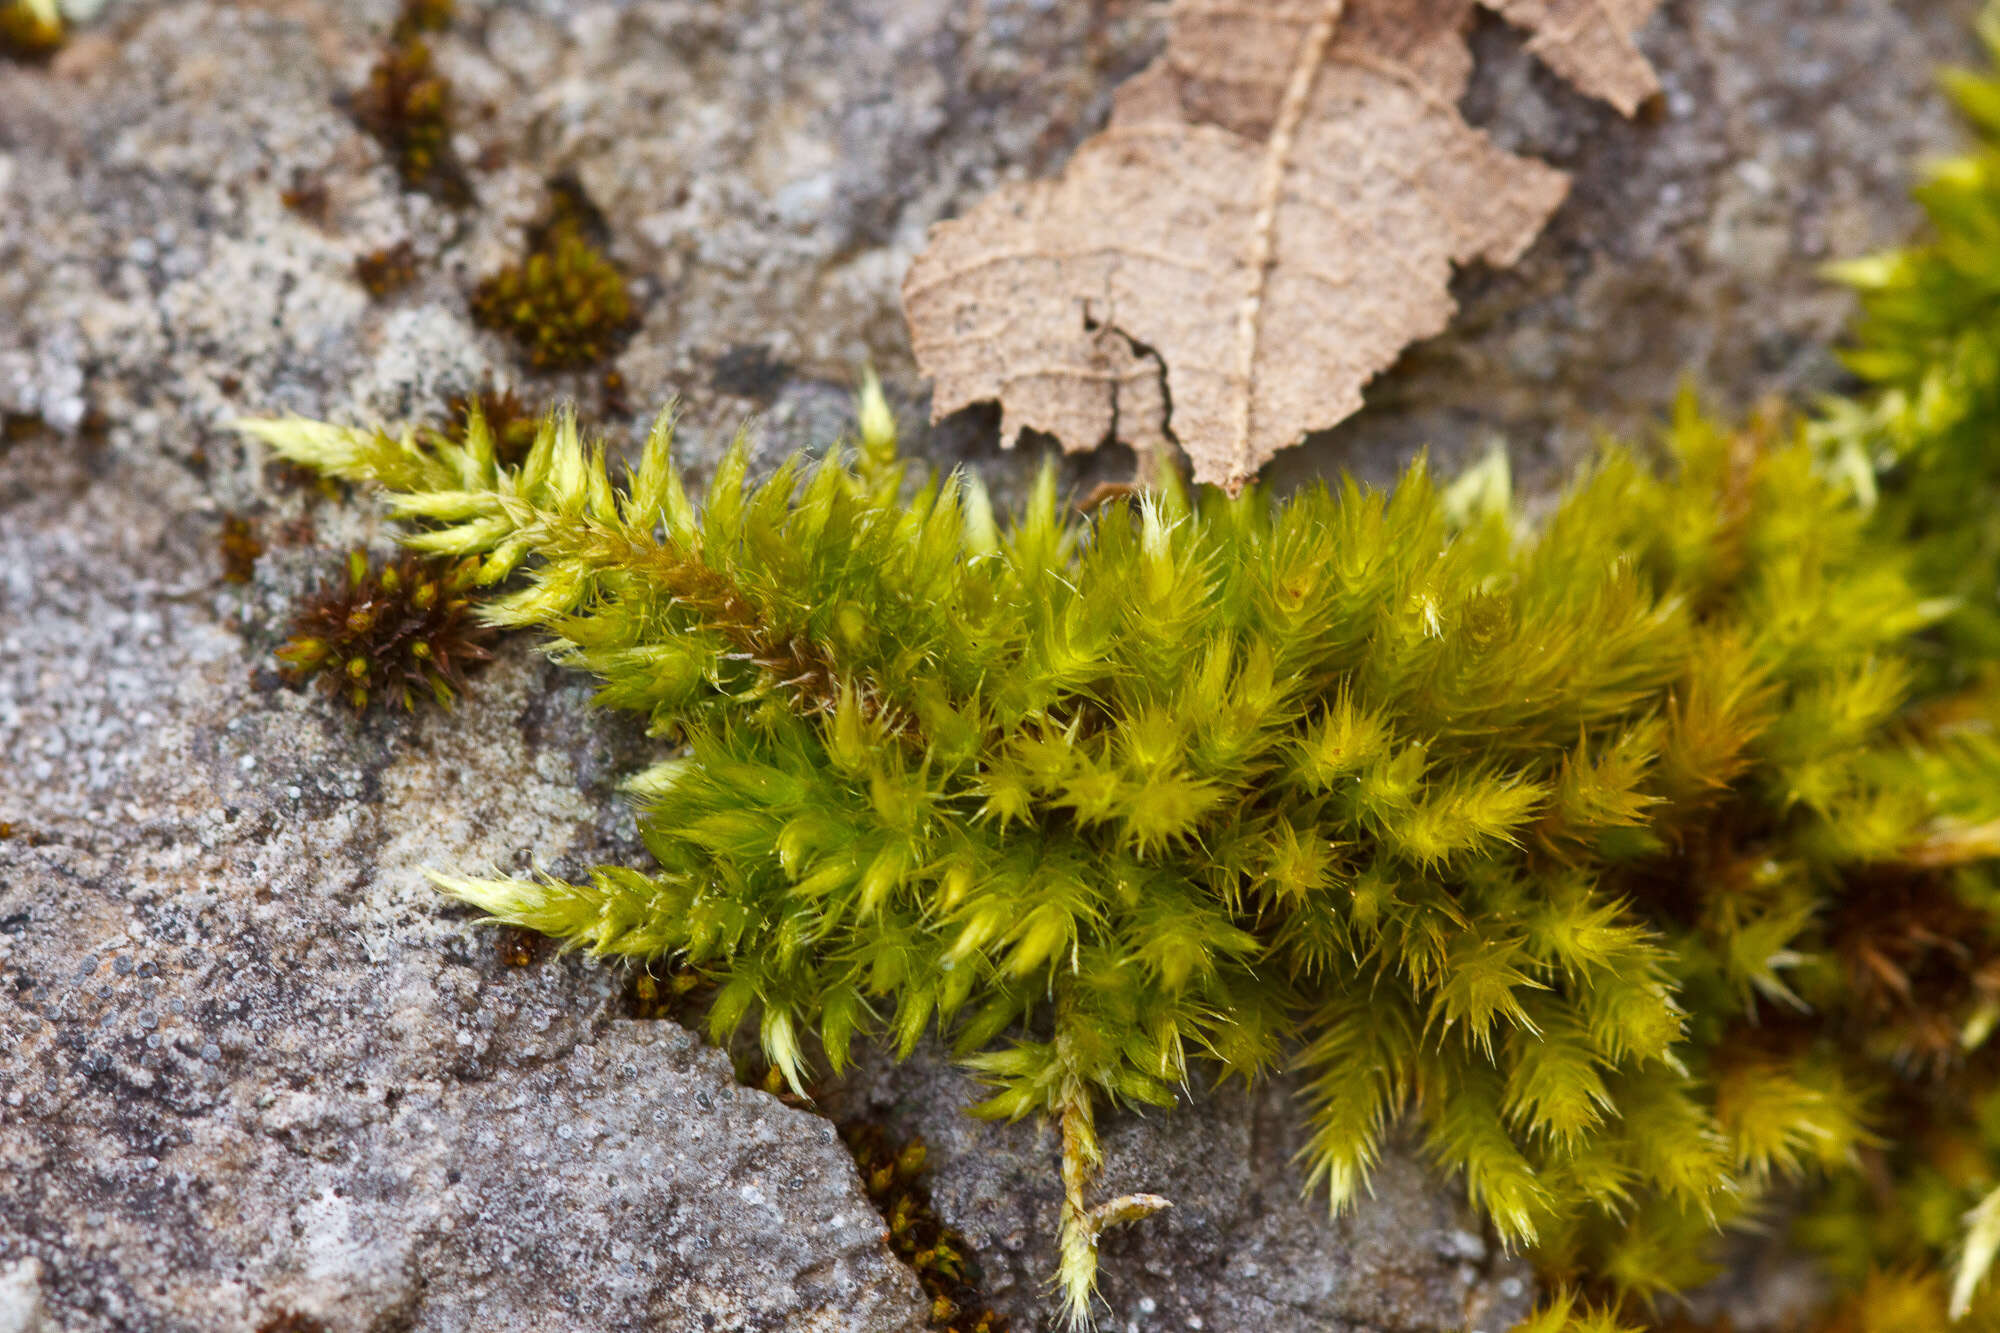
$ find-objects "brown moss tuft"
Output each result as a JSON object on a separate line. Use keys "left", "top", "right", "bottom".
{"left": 497, "top": 926, "right": 544, "bottom": 968}
{"left": 219, "top": 516, "right": 264, "bottom": 585}
{"left": 352, "top": 5, "right": 470, "bottom": 206}
{"left": 391, "top": 0, "right": 453, "bottom": 40}
{"left": 276, "top": 548, "right": 492, "bottom": 712}
{"left": 355, "top": 240, "right": 420, "bottom": 298}
{"left": 841, "top": 1123, "right": 1009, "bottom": 1333}
{"left": 255, "top": 1314, "right": 331, "bottom": 1333}
{"left": 0, "top": 412, "right": 49, "bottom": 457}
{"left": 436, "top": 380, "right": 539, "bottom": 467}
{"left": 279, "top": 168, "right": 330, "bottom": 225}
{"left": 1831, "top": 875, "right": 2000, "bottom": 1074}
{"left": 628, "top": 968, "right": 709, "bottom": 1023}
{"left": 471, "top": 184, "right": 635, "bottom": 371}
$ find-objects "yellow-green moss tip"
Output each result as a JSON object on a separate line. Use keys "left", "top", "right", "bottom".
{"left": 0, "top": 0, "right": 61, "bottom": 60}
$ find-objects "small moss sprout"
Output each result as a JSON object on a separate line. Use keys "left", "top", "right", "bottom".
{"left": 843, "top": 1122, "right": 1009, "bottom": 1332}
{"left": 219, "top": 515, "right": 263, "bottom": 585}
{"left": 471, "top": 183, "right": 635, "bottom": 371}
{"left": 353, "top": 0, "right": 470, "bottom": 204}
{"left": 276, "top": 546, "right": 490, "bottom": 712}
{"left": 354, "top": 241, "right": 420, "bottom": 298}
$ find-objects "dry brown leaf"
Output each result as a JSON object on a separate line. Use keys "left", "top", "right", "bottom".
{"left": 902, "top": 0, "right": 1663, "bottom": 491}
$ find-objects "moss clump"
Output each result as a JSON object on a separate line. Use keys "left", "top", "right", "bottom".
{"left": 239, "top": 10, "right": 2000, "bottom": 1330}
{"left": 239, "top": 359, "right": 2000, "bottom": 1328}
{"left": 434, "top": 381, "right": 539, "bottom": 468}
{"left": 255, "top": 1313, "right": 331, "bottom": 1333}
{"left": 470, "top": 186, "right": 635, "bottom": 372}
{"left": 219, "top": 515, "right": 263, "bottom": 585}
{"left": 391, "top": 0, "right": 453, "bottom": 40}
{"left": 279, "top": 169, "right": 331, "bottom": 226}
{"left": 276, "top": 548, "right": 490, "bottom": 712}
{"left": 352, "top": 2, "right": 470, "bottom": 205}
{"left": 843, "top": 1123, "right": 1009, "bottom": 1333}
{"left": 0, "top": 0, "right": 60, "bottom": 61}
{"left": 354, "top": 241, "right": 420, "bottom": 299}
{"left": 0, "top": 412, "right": 50, "bottom": 458}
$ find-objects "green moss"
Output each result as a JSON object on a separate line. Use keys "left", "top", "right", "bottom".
{"left": 470, "top": 186, "right": 636, "bottom": 372}
{"left": 238, "top": 358, "right": 1999, "bottom": 1328}
{"left": 236, "top": 9, "right": 2000, "bottom": 1331}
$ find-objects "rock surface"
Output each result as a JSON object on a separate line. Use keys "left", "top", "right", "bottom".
{"left": 823, "top": 1055, "right": 1537, "bottom": 1333}
{"left": 0, "top": 1, "right": 1985, "bottom": 1330}
{"left": 0, "top": 425, "right": 923, "bottom": 1331}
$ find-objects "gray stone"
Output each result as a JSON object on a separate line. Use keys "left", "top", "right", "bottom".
{"left": 0, "top": 1260, "right": 49, "bottom": 1333}
{"left": 0, "top": 425, "right": 924, "bottom": 1331}
{"left": 0, "top": 0, "right": 1989, "bottom": 1330}
{"left": 822, "top": 1053, "right": 1538, "bottom": 1333}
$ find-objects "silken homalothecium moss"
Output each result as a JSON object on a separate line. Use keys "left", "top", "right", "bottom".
{"left": 236, "top": 25, "right": 2000, "bottom": 1333}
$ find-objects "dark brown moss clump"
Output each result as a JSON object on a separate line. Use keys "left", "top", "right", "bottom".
{"left": 219, "top": 516, "right": 264, "bottom": 585}
{"left": 352, "top": 6, "right": 470, "bottom": 205}
{"left": 391, "top": 0, "right": 453, "bottom": 39}
{"left": 628, "top": 968, "right": 709, "bottom": 1023}
{"left": 497, "top": 926, "right": 544, "bottom": 968}
{"left": 276, "top": 549, "right": 491, "bottom": 712}
{"left": 436, "top": 381, "right": 540, "bottom": 467}
{"left": 0, "top": 411, "right": 50, "bottom": 456}
{"left": 279, "top": 169, "right": 330, "bottom": 225}
{"left": 841, "top": 1124, "right": 1008, "bottom": 1333}
{"left": 471, "top": 187, "right": 636, "bottom": 371}
{"left": 256, "top": 1313, "right": 331, "bottom": 1333}
{"left": 355, "top": 241, "right": 420, "bottom": 298}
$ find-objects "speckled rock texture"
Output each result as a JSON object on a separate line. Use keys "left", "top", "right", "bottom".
{"left": 0, "top": 432, "right": 926, "bottom": 1332}
{"left": 0, "top": 1, "right": 1984, "bottom": 1331}
{"left": 823, "top": 1054, "right": 1538, "bottom": 1333}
